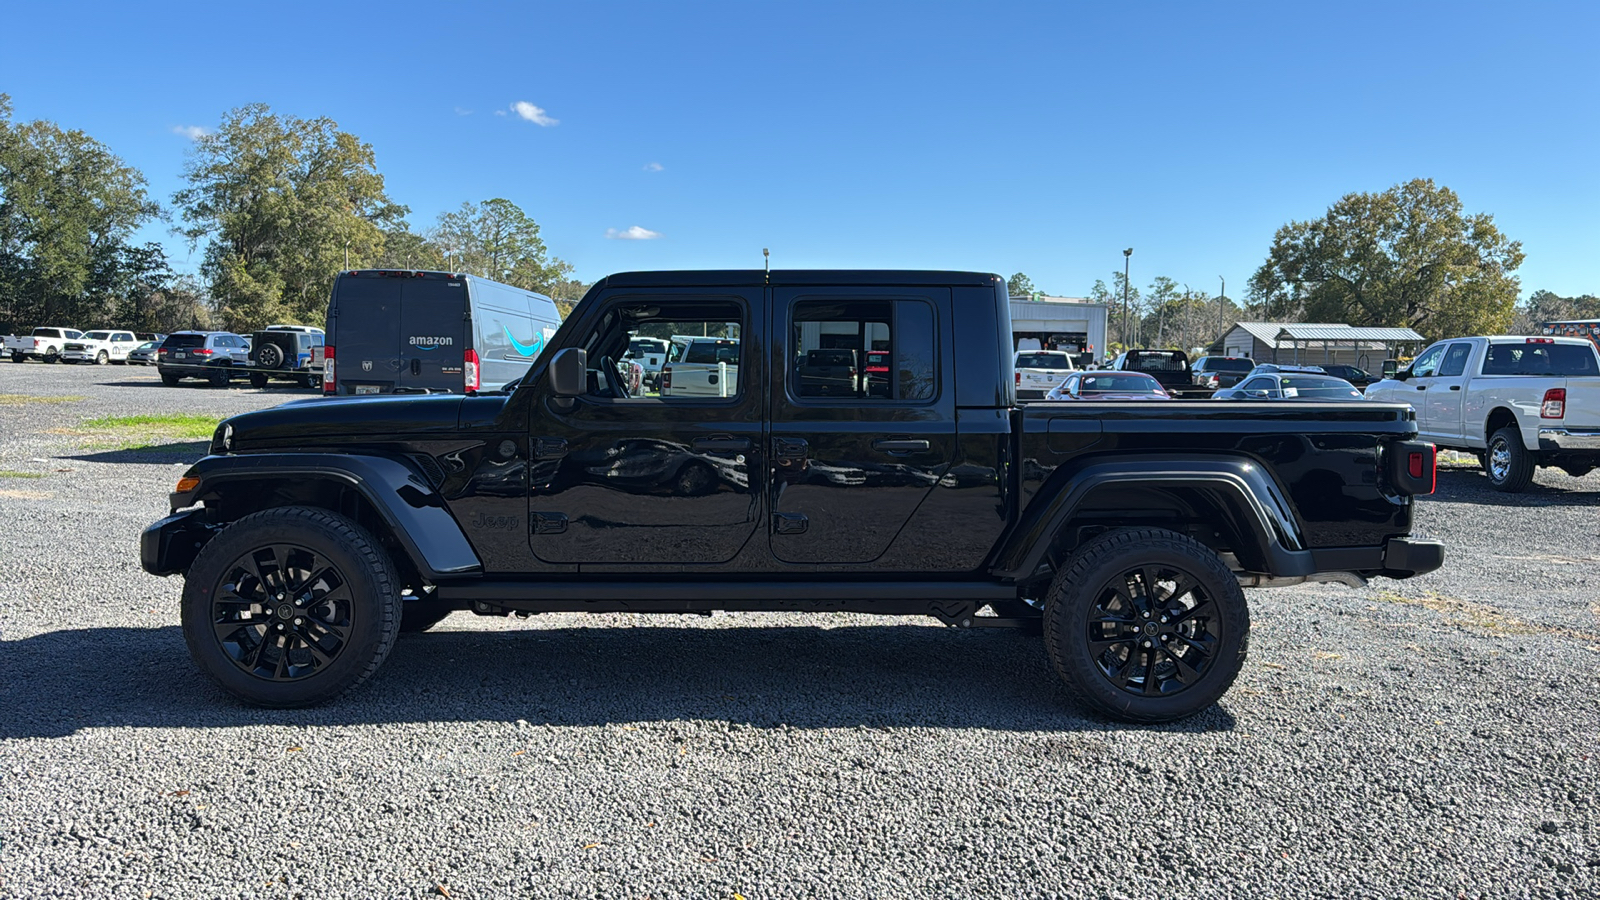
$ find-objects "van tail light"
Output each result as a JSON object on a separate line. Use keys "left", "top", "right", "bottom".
{"left": 1389, "top": 440, "right": 1437, "bottom": 496}
{"left": 464, "top": 348, "right": 480, "bottom": 392}
{"left": 323, "top": 345, "right": 336, "bottom": 393}
{"left": 1541, "top": 388, "right": 1566, "bottom": 418}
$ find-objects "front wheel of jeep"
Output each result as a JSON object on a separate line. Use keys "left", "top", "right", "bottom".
{"left": 181, "top": 506, "right": 401, "bottom": 707}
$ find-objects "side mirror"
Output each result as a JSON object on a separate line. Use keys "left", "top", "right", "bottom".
{"left": 1381, "top": 360, "right": 1399, "bottom": 378}
{"left": 549, "top": 347, "right": 587, "bottom": 398}
{"left": 1393, "top": 367, "right": 1411, "bottom": 381}
{"left": 1245, "top": 390, "right": 1269, "bottom": 400}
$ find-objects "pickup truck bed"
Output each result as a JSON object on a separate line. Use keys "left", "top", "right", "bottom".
{"left": 141, "top": 268, "right": 1441, "bottom": 723}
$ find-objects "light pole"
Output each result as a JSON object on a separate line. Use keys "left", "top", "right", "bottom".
{"left": 1121, "top": 248, "right": 1132, "bottom": 351}
{"left": 1218, "top": 275, "right": 1226, "bottom": 350}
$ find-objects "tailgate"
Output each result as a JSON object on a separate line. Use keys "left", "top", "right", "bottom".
{"left": 1560, "top": 377, "right": 1600, "bottom": 429}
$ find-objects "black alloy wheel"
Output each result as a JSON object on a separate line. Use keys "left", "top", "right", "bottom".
{"left": 43, "top": 348, "right": 59, "bottom": 363}
{"left": 181, "top": 507, "right": 401, "bottom": 707}
{"left": 208, "top": 367, "right": 230, "bottom": 387}
{"left": 1044, "top": 527, "right": 1249, "bottom": 723}
{"left": 257, "top": 343, "right": 284, "bottom": 369}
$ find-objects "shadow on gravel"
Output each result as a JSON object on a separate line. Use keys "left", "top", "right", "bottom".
{"left": 0, "top": 624, "right": 1237, "bottom": 738}
{"left": 59, "top": 441, "right": 210, "bottom": 464}
{"left": 1422, "top": 470, "right": 1600, "bottom": 507}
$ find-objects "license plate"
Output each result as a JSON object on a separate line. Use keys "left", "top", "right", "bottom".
{"left": 354, "top": 385, "right": 379, "bottom": 395}
{"left": 173, "top": 351, "right": 186, "bottom": 359}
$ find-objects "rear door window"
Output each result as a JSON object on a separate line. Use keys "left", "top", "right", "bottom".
{"left": 790, "top": 299, "right": 936, "bottom": 402}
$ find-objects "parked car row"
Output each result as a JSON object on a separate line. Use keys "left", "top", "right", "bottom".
{"left": 5, "top": 327, "right": 166, "bottom": 364}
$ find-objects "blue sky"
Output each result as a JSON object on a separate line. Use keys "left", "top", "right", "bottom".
{"left": 3, "top": 0, "right": 1596, "bottom": 302}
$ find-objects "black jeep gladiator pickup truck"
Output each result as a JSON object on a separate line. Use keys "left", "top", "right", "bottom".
{"left": 142, "top": 270, "right": 1443, "bottom": 722}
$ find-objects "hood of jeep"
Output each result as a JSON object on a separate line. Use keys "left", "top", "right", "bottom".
{"left": 219, "top": 394, "right": 473, "bottom": 451}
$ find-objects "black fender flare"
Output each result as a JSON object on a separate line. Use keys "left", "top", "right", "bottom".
{"left": 165, "top": 453, "right": 482, "bottom": 581}
{"left": 989, "top": 453, "right": 1313, "bottom": 581}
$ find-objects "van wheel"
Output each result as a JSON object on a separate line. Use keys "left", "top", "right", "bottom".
{"left": 1485, "top": 427, "right": 1535, "bottom": 492}
{"left": 1043, "top": 527, "right": 1249, "bottom": 723}
{"left": 181, "top": 507, "right": 401, "bottom": 707}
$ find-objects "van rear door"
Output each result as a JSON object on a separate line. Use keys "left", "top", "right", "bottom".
{"left": 400, "top": 278, "right": 467, "bottom": 391}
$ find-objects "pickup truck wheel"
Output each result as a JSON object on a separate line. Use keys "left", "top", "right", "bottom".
{"left": 95, "top": 350, "right": 109, "bottom": 365}
{"left": 180, "top": 507, "right": 402, "bottom": 707}
{"left": 43, "top": 348, "right": 59, "bottom": 363}
{"left": 1485, "top": 427, "right": 1535, "bottom": 492}
{"left": 1043, "top": 528, "right": 1248, "bottom": 723}
{"left": 10, "top": 352, "right": 24, "bottom": 363}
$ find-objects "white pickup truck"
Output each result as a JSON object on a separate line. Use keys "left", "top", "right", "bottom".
{"left": 61, "top": 329, "right": 140, "bottom": 364}
{"left": 1365, "top": 335, "right": 1600, "bottom": 491}
{"left": 5, "top": 326, "right": 83, "bottom": 363}
{"left": 660, "top": 337, "right": 740, "bottom": 398}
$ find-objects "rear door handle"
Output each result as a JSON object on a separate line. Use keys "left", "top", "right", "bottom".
{"left": 692, "top": 435, "right": 751, "bottom": 452}
{"left": 1416, "top": 385, "right": 1427, "bottom": 391}
{"left": 872, "top": 438, "right": 930, "bottom": 453}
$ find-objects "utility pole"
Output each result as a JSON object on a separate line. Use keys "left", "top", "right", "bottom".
{"left": 1218, "top": 275, "right": 1226, "bottom": 351}
{"left": 1122, "top": 248, "right": 1133, "bottom": 351}
{"left": 1183, "top": 283, "right": 1192, "bottom": 353}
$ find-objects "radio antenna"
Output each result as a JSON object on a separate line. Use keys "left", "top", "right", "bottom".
{"left": 763, "top": 247, "right": 770, "bottom": 283}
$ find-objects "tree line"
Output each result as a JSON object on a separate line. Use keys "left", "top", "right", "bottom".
{"left": 1014, "top": 178, "right": 1576, "bottom": 351}
{"left": 0, "top": 96, "right": 583, "bottom": 335}
{"left": 1, "top": 96, "right": 1584, "bottom": 342}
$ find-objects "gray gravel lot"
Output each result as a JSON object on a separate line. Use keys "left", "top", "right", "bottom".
{"left": 1, "top": 362, "right": 1597, "bottom": 899}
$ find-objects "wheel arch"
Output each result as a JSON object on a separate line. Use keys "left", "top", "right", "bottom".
{"left": 990, "top": 454, "right": 1313, "bottom": 584}
{"left": 1484, "top": 406, "right": 1531, "bottom": 450}
{"left": 170, "top": 454, "right": 482, "bottom": 585}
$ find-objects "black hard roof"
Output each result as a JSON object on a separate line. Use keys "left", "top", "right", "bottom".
{"left": 595, "top": 269, "right": 1003, "bottom": 288}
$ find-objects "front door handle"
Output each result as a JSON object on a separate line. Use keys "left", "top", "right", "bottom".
{"left": 872, "top": 438, "right": 930, "bottom": 453}
{"left": 692, "top": 435, "right": 751, "bottom": 452}
{"left": 1416, "top": 385, "right": 1427, "bottom": 391}
{"left": 1449, "top": 385, "right": 1460, "bottom": 391}
{"left": 773, "top": 437, "right": 809, "bottom": 460}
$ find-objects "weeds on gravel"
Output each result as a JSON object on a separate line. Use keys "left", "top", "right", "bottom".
{"left": 65, "top": 413, "right": 222, "bottom": 451}
{"left": 0, "top": 470, "right": 46, "bottom": 478}
{"left": 1374, "top": 589, "right": 1600, "bottom": 646}
{"left": 0, "top": 393, "right": 86, "bottom": 405}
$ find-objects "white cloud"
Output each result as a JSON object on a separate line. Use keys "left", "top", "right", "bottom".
{"left": 172, "top": 125, "right": 208, "bottom": 140}
{"left": 643, "top": 162, "right": 664, "bottom": 172}
{"left": 453, "top": 107, "right": 473, "bottom": 116}
{"left": 606, "top": 226, "right": 662, "bottom": 241}
{"left": 494, "top": 110, "right": 507, "bottom": 117}
{"left": 511, "top": 101, "right": 558, "bottom": 126}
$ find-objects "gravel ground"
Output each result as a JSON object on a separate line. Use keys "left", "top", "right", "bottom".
{"left": 1, "top": 362, "right": 1597, "bottom": 899}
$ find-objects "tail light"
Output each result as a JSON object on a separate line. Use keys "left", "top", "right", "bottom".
{"left": 1541, "top": 388, "right": 1566, "bottom": 418}
{"left": 464, "top": 348, "right": 480, "bottom": 392}
{"left": 323, "top": 345, "right": 336, "bottom": 393}
{"left": 1389, "top": 440, "right": 1437, "bottom": 496}
{"left": 158, "top": 347, "right": 169, "bottom": 356}
{"left": 1015, "top": 371, "right": 1022, "bottom": 387}
{"left": 661, "top": 364, "right": 672, "bottom": 391}
{"left": 191, "top": 348, "right": 214, "bottom": 356}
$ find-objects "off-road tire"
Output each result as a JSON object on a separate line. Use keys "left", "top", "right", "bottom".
{"left": 1043, "top": 527, "right": 1249, "bottom": 723}
{"left": 256, "top": 343, "right": 284, "bottom": 369}
{"left": 181, "top": 506, "right": 402, "bottom": 707}
{"left": 1485, "top": 426, "right": 1535, "bottom": 492}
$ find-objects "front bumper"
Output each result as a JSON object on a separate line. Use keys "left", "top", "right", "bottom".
{"left": 140, "top": 509, "right": 218, "bottom": 576}
{"left": 1381, "top": 537, "right": 1445, "bottom": 579}
{"left": 1539, "top": 428, "right": 1600, "bottom": 452}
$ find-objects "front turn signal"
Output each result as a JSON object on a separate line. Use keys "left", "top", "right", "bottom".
{"left": 175, "top": 476, "right": 200, "bottom": 493}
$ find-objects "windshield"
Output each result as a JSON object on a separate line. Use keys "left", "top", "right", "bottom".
{"left": 135, "top": 342, "right": 157, "bottom": 351}
{"left": 1016, "top": 352, "right": 1072, "bottom": 369}
{"left": 1279, "top": 376, "right": 1362, "bottom": 398}
{"left": 684, "top": 341, "right": 738, "bottom": 364}
{"left": 1080, "top": 373, "right": 1164, "bottom": 393}
{"left": 1126, "top": 350, "right": 1187, "bottom": 372}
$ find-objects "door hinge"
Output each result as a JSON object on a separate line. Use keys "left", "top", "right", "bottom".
{"left": 531, "top": 512, "right": 568, "bottom": 534}
{"left": 773, "top": 512, "right": 808, "bottom": 535}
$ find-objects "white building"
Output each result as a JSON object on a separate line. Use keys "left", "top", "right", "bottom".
{"left": 1009, "top": 295, "right": 1109, "bottom": 365}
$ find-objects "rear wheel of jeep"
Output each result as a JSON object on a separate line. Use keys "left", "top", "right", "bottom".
{"left": 1043, "top": 527, "right": 1249, "bottom": 723}
{"left": 181, "top": 507, "right": 402, "bottom": 707}
{"left": 256, "top": 343, "right": 284, "bottom": 369}
{"left": 249, "top": 373, "right": 268, "bottom": 388}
